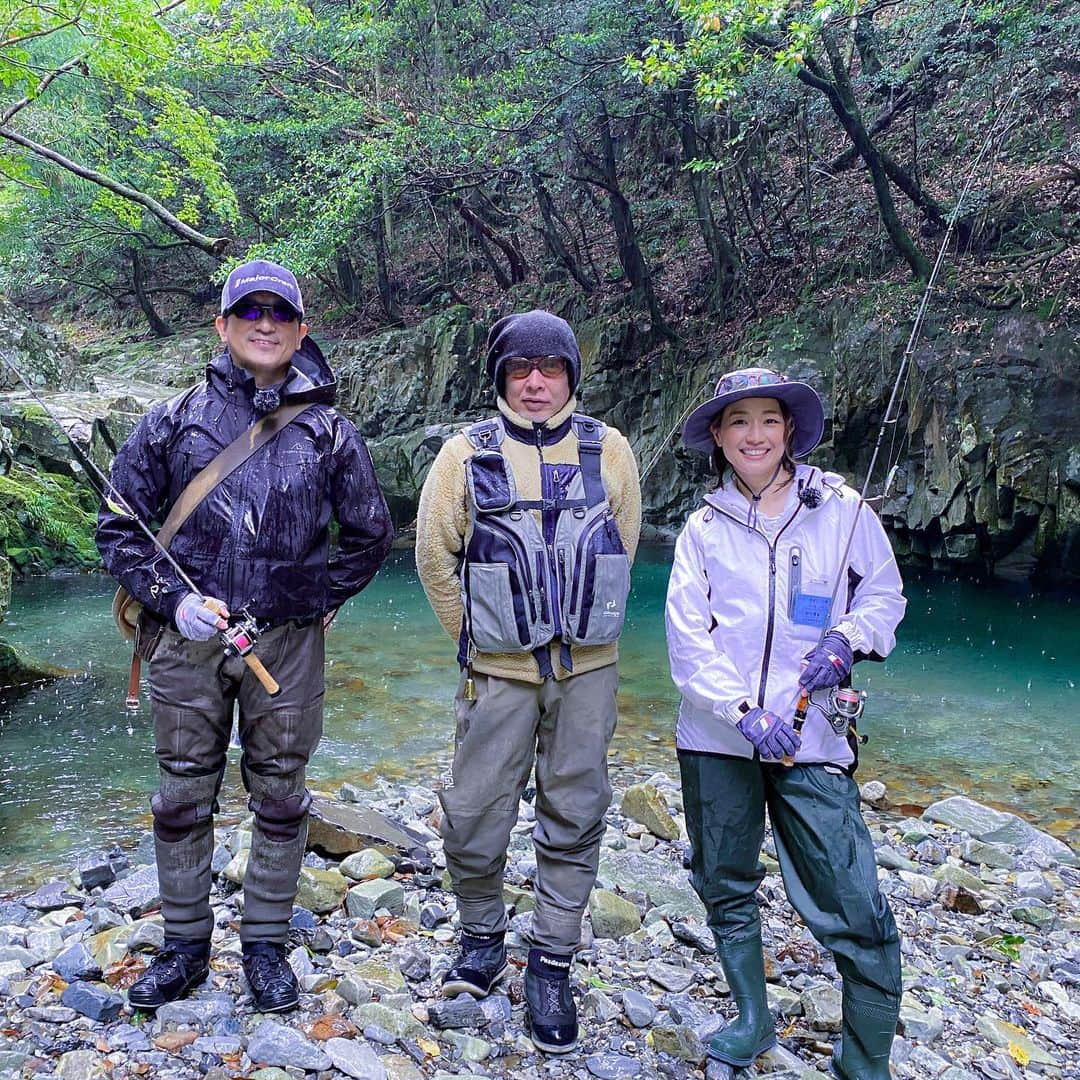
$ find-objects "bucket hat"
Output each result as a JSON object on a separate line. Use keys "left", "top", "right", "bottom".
{"left": 681, "top": 367, "right": 825, "bottom": 457}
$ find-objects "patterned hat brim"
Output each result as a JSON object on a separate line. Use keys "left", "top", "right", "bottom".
{"left": 681, "top": 382, "right": 825, "bottom": 458}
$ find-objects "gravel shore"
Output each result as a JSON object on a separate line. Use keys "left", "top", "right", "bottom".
{"left": 0, "top": 764, "right": 1075, "bottom": 1080}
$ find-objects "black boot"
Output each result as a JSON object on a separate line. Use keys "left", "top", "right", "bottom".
{"left": 242, "top": 941, "right": 300, "bottom": 1013}
{"left": 441, "top": 931, "right": 509, "bottom": 998}
{"left": 127, "top": 938, "right": 210, "bottom": 1010}
{"left": 525, "top": 948, "right": 578, "bottom": 1054}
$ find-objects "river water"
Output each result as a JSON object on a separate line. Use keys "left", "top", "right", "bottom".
{"left": 1, "top": 549, "right": 1076, "bottom": 889}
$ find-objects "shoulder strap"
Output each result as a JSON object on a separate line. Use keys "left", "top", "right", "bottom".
{"left": 463, "top": 416, "right": 505, "bottom": 451}
{"left": 157, "top": 401, "right": 313, "bottom": 548}
{"left": 571, "top": 413, "right": 607, "bottom": 508}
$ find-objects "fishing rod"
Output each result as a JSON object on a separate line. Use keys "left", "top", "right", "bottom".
{"left": 786, "top": 79, "right": 1027, "bottom": 753}
{"left": 0, "top": 357, "right": 204, "bottom": 593}
{"left": 0, "top": 355, "right": 281, "bottom": 697}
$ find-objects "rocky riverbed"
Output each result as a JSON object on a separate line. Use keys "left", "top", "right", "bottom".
{"left": 0, "top": 765, "right": 1076, "bottom": 1080}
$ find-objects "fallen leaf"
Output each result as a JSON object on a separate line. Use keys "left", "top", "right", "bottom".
{"left": 418, "top": 1037, "right": 441, "bottom": 1057}
{"left": 104, "top": 955, "right": 146, "bottom": 990}
{"left": 1008, "top": 1041, "right": 1030, "bottom": 1066}
{"left": 304, "top": 1014, "right": 357, "bottom": 1041}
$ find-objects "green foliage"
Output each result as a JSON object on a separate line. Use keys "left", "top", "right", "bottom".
{"left": 0, "top": 0, "right": 1071, "bottom": 327}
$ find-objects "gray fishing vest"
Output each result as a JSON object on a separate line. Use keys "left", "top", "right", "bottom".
{"left": 459, "top": 413, "right": 630, "bottom": 674}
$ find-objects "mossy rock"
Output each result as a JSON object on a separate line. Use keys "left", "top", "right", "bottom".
{"left": 0, "top": 638, "right": 70, "bottom": 689}
{"left": 0, "top": 464, "right": 98, "bottom": 574}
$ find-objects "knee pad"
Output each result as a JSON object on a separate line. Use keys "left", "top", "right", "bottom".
{"left": 151, "top": 771, "right": 220, "bottom": 843}
{"left": 151, "top": 794, "right": 198, "bottom": 843}
{"left": 249, "top": 788, "right": 312, "bottom": 842}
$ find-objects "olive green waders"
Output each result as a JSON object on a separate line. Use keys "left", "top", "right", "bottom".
{"left": 679, "top": 752, "right": 901, "bottom": 1076}
{"left": 439, "top": 665, "right": 619, "bottom": 951}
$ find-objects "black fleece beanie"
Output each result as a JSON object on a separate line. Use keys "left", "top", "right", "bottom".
{"left": 485, "top": 310, "right": 581, "bottom": 395}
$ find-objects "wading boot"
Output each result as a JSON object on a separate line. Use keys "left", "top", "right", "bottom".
{"left": 830, "top": 982, "right": 899, "bottom": 1080}
{"left": 242, "top": 941, "right": 300, "bottom": 1013}
{"left": 441, "top": 931, "right": 509, "bottom": 998}
{"left": 127, "top": 938, "right": 210, "bottom": 1010}
{"left": 525, "top": 949, "right": 578, "bottom": 1054}
{"left": 707, "top": 936, "right": 777, "bottom": 1066}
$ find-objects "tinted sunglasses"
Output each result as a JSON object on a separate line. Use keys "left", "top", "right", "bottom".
{"left": 227, "top": 299, "right": 300, "bottom": 323}
{"left": 503, "top": 355, "right": 568, "bottom": 380}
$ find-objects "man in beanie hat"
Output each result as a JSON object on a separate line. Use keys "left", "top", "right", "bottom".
{"left": 97, "top": 259, "right": 393, "bottom": 1013}
{"left": 416, "top": 309, "right": 641, "bottom": 1053}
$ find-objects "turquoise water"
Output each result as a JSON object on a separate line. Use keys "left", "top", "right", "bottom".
{"left": 1, "top": 548, "right": 1076, "bottom": 888}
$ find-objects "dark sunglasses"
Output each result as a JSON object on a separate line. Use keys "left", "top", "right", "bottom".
{"left": 227, "top": 299, "right": 300, "bottom": 323}
{"left": 503, "top": 355, "right": 568, "bottom": 380}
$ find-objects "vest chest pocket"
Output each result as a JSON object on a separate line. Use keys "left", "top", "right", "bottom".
{"left": 559, "top": 512, "right": 630, "bottom": 646}
{"left": 462, "top": 518, "right": 552, "bottom": 653}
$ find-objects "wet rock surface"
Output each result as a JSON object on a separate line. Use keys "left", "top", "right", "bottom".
{"left": 0, "top": 770, "right": 1076, "bottom": 1079}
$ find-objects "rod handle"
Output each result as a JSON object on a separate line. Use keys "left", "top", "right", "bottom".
{"left": 243, "top": 652, "right": 280, "bottom": 697}
{"left": 782, "top": 689, "right": 810, "bottom": 767}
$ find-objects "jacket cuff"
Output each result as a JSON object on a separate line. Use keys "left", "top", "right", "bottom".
{"left": 830, "top": 620, "right": 866, "bottom": 655}
{"left": 719, "top": 699, "right": 753, "bottom": 726}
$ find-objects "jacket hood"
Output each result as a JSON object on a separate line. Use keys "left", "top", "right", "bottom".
{"left": 703, "top": 463, "right": 848, "bottom": 518}
{"left": 209, "top": 335, "right": 336, "bottom": 407}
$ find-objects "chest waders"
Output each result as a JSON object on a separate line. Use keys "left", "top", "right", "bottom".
{"left": 459, "top": 414, "right": 630, "bottom": 680}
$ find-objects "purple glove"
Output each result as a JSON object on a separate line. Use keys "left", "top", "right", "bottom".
{"left": 800, "top": 630, "right": 853, "bottom": 692}
{"left": 737, "top": 707, "right": 800, "bottom": 759}
{"left": 174, "top": 592, "right": 228, "bottom": 641}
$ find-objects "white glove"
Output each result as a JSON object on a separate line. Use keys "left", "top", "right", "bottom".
{"left": 174, "top": 592, "right": 228, "bottom": 641}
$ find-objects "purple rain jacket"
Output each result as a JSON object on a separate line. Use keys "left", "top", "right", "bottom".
{"left": 96, "top": 338, "right": 393, "bottom": 625}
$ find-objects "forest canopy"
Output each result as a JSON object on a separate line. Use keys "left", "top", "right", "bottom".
{"left": 0, "top": 0, "right": 1075, "bottom": 337}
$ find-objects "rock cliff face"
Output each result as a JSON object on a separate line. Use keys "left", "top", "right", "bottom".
{"left": 331, "top": 298, "right": 1079, "bottom": 582}
{"left": 1, "top": 296, "right": 1077, "bottom": 591}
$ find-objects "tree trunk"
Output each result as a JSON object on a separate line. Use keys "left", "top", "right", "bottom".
{"left": 336, "top": 254, "right": 363, "bottom": 303}
{"left": 1, "top": 125, "right": 228, "bottom": 255}
{"left": 666, "top": 88, "right": 740, "bottom": 316}
{"left": 128, "top": 248, "right": 173, "bottom": 337}
{"left": 795, "top": 33, "right": 931, "bottom": 280}
{"left": 588, "top": 100, "right": 673, "bottom": 337}
{"left": 530, "top": 173, "right": 596, "bottom": 293}
{"left": 373, "top": 196, "right": 402, "bottom": 325}
{"left": 457, "top": 202, "right": 527, "bottom": 287}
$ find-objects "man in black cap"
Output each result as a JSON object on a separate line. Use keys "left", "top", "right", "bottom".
{"left": 416, "top": 310, "right": 641, "bottom": 1053}
{"left": 97, "top": 260, "right": 393, "bottom": 1013}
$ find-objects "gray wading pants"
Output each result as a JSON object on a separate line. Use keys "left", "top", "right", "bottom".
{"left": 679, "top": 752, "right": 901, "bottom": 1004}
{"left": 149, "top": 620, "right": 324, "bottom": 945}
{"left": 439, "top": 664, "right": 619, "bottom": 952}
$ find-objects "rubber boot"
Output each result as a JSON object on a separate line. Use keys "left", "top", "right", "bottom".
{"left": 830, "top": 982, "right": 899, "bottom": 1080}
{"left": 707, "top": 936, "right": 776, "bottom": 1066}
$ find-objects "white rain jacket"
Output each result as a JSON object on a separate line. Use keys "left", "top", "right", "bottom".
{"left": 666, "top": 464, "right": 905, "bottom": 768}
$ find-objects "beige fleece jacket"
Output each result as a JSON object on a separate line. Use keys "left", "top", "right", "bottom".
{"left": 416, "top": 395, "right": 642, "bottom": 683}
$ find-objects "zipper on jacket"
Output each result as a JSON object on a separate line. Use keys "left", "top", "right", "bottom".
{"left": 707, "top": 500, "right": 801, "bottom": 707}
{"left": 755, "top": 510, "right": 801, "bottom": 706}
